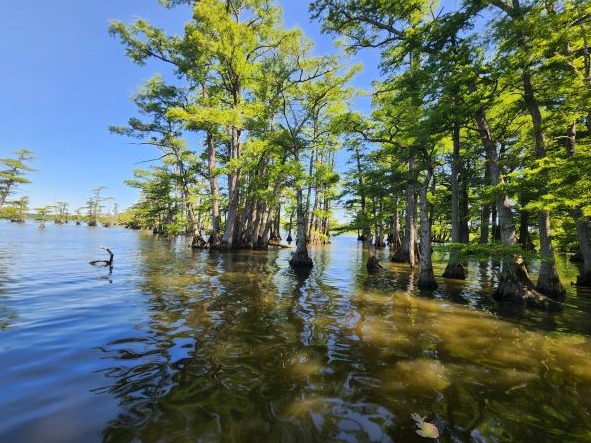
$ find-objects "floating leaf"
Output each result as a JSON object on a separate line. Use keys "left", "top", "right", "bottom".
{"left": 411, "top": 413, "right": 439, "bottom": 439}
{"left": 416, "top": 422, "right": 439, "bottom": 439}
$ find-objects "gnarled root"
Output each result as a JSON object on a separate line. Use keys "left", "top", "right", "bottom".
{"left": 289, "top": 249, "right": 313, "bottom": 269}
{"left": 494, "top": 261, "right": 562, "bottom": 311}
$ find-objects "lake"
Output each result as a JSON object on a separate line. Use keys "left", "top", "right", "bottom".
{"left": 1, "top": 220, "right": 591, "bottom": 442}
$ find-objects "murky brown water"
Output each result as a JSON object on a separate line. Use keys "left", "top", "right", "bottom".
{"left": 1, "top": 221, "right": 591, "bottom": 442}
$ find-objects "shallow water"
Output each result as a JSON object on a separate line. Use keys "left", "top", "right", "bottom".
{"left": 1, "top": 221, "right": 591, "bottom": 442}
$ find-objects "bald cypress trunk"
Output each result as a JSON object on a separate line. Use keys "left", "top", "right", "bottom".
{"left": 418, "top": 167, "right": 437, "bottom": 290}
{"left": 521, "top": 71, "right": 565, "bottom": 299}
{"left": 392, "top": 153, "right": 418, "bottom": 266}
{"left": 290, "top": 149, "right": 312, "bottom": 269}
{"left": 220, "top": 127, "right": 241, "bottom": 250}
{"left": 389, "top": 195, "right": 402, "bottom": 251}
{"left": 206, "top": 130, "right": 221, "bottom": 249}
{"left": 480, "top": 204, "right": 490, "bottom": 244}
{"left": 353, "top": 145, "right": 369, "bottom": 242}
{"left": 563, "top": 121, "right": 591, "bottom": 287}
{"left": 443, "top": 124, "right": 466, "bottom": 280}
{"left": 502, "top": 0, "right": 565, "bottom": 298}
{"left": 575, "top": 213, "right": 591, "bottom": 287}
{"left": 475, "top": 107, "right": 560, "bottom": 310}
{"left": 366, "top": 233, "right": 382, "bottom": 273}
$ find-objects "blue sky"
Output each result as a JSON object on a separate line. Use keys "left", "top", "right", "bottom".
{"left": 0, "top": 0, "right": 380, "bottom": 210}
{"left": 1, "top": 1, "right": 466, "bottom": 210}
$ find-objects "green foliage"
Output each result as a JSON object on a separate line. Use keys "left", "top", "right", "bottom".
{"left": 0, "top": 149, "right": 35, "bottom": 208}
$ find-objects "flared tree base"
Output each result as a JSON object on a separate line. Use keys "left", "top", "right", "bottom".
{"left": 536, "top": 261, "right": 566, "bottom": 299}
{"left": 418, "top": 269, "right": 437, "bottom": 290}
{"left": 442, "top": 262, "right": 466, "bottom": 280}
{"left": 289, "top": 249, "right": 313, "bottom": 269}
{"left": 255, "top": 237, "right": 269, "bottom": 250}
{"left": 494, "top": 261, "right": 561, "bottom": 311}
{"left": 366, "top": 255, "right": 383, "bottom": 273}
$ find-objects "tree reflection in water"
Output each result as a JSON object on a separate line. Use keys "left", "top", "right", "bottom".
{"left": 94, "top": 236, "right": 591, "bottom": 442}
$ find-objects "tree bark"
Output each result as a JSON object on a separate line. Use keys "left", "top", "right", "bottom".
{"left": 390, "top": 196, "right": 402, "bottom": 251}
{"left": 392, "top": 153, "right": 418, "bottom": 266}
{"left": 518, "top": 207, "right": 535, "bottom": 251}
{"left": 475, "top": 106, "right": 560, "bottom": 310}
{"left": 290, "top": 149, "right": 313, "bottom": 269}
{"left": 418, "top": 166, "right": 437, "bottom": 290}
{"left": 443, "top": 124, "right": 466, "bottom": 279}
{"left": 564, "top": 121, "right": 591, "bottom": 287}
{"left": 354, "top": 145, "right": 369, "bottom": 241}
{"left": 479, "top": 204, "right": 490, "bottom": 244}
{"left": 206, "top": 130, "right": 221, "bottom": 249}
{"left": 366, "top": 233, "right": 383, "bottom": 273}
{"left": 575, "top": 212, "right": 591, "bottom": 287}
{"left": 220, "top": 127, "right": 241, "bottom": 250}
{"left": 521, "top": 70, "right": 565, "bottom": 298}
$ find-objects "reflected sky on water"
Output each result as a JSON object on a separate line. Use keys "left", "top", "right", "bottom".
{"left": 1, "top": 220, "right": 591, "bottom": 442}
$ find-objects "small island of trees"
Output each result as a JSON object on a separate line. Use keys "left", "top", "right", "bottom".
{"left": 2, "top": 0, "right": 591, "bottom": 312}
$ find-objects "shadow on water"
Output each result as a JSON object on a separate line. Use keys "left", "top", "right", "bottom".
{"left": 2, "top": 223, "right": 591, "bottom": 442}
{"left": 96, "top": 238, "right": 591, "bottom": 442}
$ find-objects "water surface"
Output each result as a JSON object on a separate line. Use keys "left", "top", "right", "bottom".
{"left": 1, "top": 221, "right": 591, "bottom": 442}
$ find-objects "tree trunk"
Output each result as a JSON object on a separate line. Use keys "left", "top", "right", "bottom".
{"left": 564, "top": 121, "right": 591, "bottom": 287}
{"left": 366, "top": 233, "right": 383, "bottom": 273}
{"left": 491, "top": 206, "right": 499, "bottom": 243}
{"left": 418, "top": 167, "right": 437, "bottom": 290}
{"left": 575, "top": 212, "right": 591, "bottom": 287}
{"left": 475, "top": 106, "right": 560, "bottom": 310}
{"left": 207, "top": 130, "right": 221, "bottom": 249}
{"left": 354, "top": 145, "right": 369, "bottom": 241}
{"left": 522, "top": 70, "right": 565, "bottom": 298}
{"left": 518, "top": 207, "right": 535, "bottom": 251}
{"left": 220, "top": 127, "right": 241, "bottom": 250}
{"left": 479, "top": 204, "right": 490, "bottom": 244}
{"left": 460, "top": 179, "right": 470, "bottom": 243}
{"left": 290, "top": 149, "right": 313, "bottom": 269}
{"left": 566, "top": 121, "right": 576, "bottom": 156}
{"left": 443, "top": 124, "right": 466, "bottom": 280}
{"left": 376, "top": 198, "right": 385, "bottom": 247}
{"left": 250, "top": 202, "right": 263, "bottom": 248}
{"left": 392, "top": 153, "right": 417, "bottom": 266}
{"left": 257, "top": 207, "right": 272, "bottom": 250}
{"left": 390, "top": 196, "right": 402, "bottom": 251}
{"left": 287, "top": 210, "right": 294, "bottom": 243}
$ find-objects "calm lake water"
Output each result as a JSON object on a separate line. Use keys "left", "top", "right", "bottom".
{"left": 1, "top": 221, "right": 591, "bottom": 442}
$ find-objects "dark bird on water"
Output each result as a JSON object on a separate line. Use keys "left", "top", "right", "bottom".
{"left": 89, "top": 246, "right": 114, "bottom": 268}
